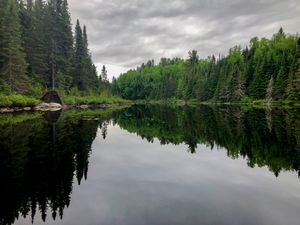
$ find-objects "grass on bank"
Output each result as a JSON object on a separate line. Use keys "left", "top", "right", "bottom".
{"left": 0, "top": 94, "right": 41, "bottom": 107}
{"left": 0, "top": 92, "right": 130, "bottom": 108}
{"left": 63, "top": 94, "right": 130, "bottom": 105}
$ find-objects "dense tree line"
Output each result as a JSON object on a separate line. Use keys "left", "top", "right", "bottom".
{"left": 0, "top": 0, "right": 105, "bottom": 96}
{"left": 114, "top": 28, "right": 300, "bottom": 102}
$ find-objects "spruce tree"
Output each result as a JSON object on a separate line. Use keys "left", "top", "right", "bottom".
{"left": 46, "top": 0, "right": 73, "bottom": 89}
{"left": 57, "top": 0, "right": 73, "bottom": 88}
{"left": 184, "top": 50, "right": 199, "bottom": 100}
{"left": 82, "top": 25, "right": 98, "bottom": 90}
{"left": 0, "top": 0, "right": 28, "bottom": 93}
{"left": 30, "top": 0, "right": 50, "bottom": 85}
{"left": 19, "top": 0, "right": 33, "bottom": 74}
{"left": 287, "top": 38, "right": 300, "bottom": 101}
{"left": 101, "top": 65, "right": 108, "bottom": 82}
{"left": 274, "top": 55, "right": 288, "bottom": 100}
{"left": 73, "top": 19, "right": 85, "bottom": 90}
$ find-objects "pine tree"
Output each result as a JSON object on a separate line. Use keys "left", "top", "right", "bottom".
{"left": 287, "top": 38, "right": 300, "bottom": 101}
{"left": 274, "top": 55, "right": 288, "bottom": 100}
{"left": 82, "top": 25, "right": 98, "bottom": 90}
{"left": 19, "top": 0, "right": 33, "bottom": 74}
{"left": 0, "top": 0, "right": 6, "bottom": 72}
{"left": 57, "top": 0, "right": 73, "bottom": 88}
{"left": 111, "top": 76, "right": 119, "bottom": 95}
{"left": 184, "top": 50, "right": 199, "bottom": 100}
{"left": 46, "top": 0, "right": 74, "bottom": 89}
{"left": 18, "top": 0, "right": 50, "bottom": 87}
{"left": 73, "top": 19, "right": 85, "bottom": 90}
{"left": 0, "top": 0, "right": 28, "bottom": 93}
{"left": 101, "top": 65, "right": 108, "bottom": 82}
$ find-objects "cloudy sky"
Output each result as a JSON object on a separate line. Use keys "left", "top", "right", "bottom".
{"left": 68, "top": 0, "right": 300, "bottom": 80}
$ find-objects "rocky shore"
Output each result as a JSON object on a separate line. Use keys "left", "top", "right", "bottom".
{"left": 0, "top": 102, "right": 128, "bottom": 113}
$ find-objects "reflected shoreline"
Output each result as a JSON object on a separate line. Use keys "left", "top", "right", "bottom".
{"left": 0, "top": 105, "right": 299, "bottom": 224}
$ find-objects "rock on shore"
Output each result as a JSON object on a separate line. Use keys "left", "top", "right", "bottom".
{"left": 34, "top": 103, "right": 63, "bottom": 111}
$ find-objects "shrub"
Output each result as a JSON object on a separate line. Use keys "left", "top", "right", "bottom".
{"left": 0, "top": 94, "right": 40, "bottom": 107}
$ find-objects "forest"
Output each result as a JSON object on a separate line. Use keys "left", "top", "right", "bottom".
{"left": 114, "top": 28, "right": 300, "bottom": 103}
{"left": 0, "top": 0, "right": 112, "bottom": 105}
{"left": 1, "top": 0, "right": 299, "bottom": 106}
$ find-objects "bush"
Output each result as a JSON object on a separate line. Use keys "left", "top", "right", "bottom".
{"left": 241, "top": 96, "right": 254, "bottom": 103}
{"left": 29, "top": 83, "right": 44, "bottom": 98}
{"left": 63, "top": 94, "right": 129, "bottom": 105}
{"left": 0, "top": 95, "right": 12, "bottom": 107}
{"left": 0, "top": 94, "right": 40, "bottom": 107}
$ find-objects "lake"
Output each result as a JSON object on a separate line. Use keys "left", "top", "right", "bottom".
{"left": 0, "top": 105, "right": 300, "bottom": 225}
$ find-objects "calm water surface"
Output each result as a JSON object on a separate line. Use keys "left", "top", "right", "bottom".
{"left": 0, "top": 105, "right": 299, "bottom": 225}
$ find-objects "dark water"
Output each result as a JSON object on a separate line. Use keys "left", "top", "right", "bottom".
{"left": 0, "top": 105, "right": 300, "bottom": 225}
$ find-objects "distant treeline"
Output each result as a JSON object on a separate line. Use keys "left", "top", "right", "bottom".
{"left": 114, "top": 28, "right": 300, "bottom": 102}
{"left": 0, "top": 0, "right": 108, "bottom": 96}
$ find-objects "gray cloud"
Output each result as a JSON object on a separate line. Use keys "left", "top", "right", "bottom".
{"left": 68, "top": 0, "right": 300, "bottom": 70}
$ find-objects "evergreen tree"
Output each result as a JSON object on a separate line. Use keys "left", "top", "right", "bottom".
{"left": 274, "top": 55, "right": 288, "bottom": 99}
{"left": 19, "top": 0, "right": 50, "bottom": 87}
{"left": 101, "top": 65, "right": 108, "bottom": 82}
{"left": 47, "top": 0, "right": 73, "bottom": 89}
{"left": 0, "top": 0, "right": 28, "bottom": 93}
{"left": 111, "top": 77, "right": 119, "bottom": 95}
{"left": 287, "top": 38, "right": 300, "bottom": 101}
{"left": 73, "top": 19, "right": 85, "bottom": 90}
{"left": 184, "top": 50, "right": 199, "bottom": 100}
{"left": 116, "top": 31, "right": 298, "bottom": 103}
{"left": 82, "top": 25, "right": 98, "bottom": 90}
{"left": 19, "top": 0, "right": 33, "bottom": 74}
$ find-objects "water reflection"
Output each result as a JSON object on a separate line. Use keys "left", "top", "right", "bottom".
{"left": 0, "top": 110, "right": 111, "bottom": 225}
{"left": 114, "top": 105, "right": 300, "bottom": 177}
{"left": 0, "top": 105, "right": 299, "bottom": 224}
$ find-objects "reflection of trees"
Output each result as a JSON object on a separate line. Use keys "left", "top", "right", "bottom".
{"left": 0, "top": 113, "right": 110, "bottom": 225}
{"left": 115, "top": 105, "right": 300, "bottom": 177}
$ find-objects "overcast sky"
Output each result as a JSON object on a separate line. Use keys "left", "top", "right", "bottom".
{"left": 68, "top": 0, "right": 300, "bottom": 80}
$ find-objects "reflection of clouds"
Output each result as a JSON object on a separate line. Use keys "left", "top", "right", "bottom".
{"left": 69, "top": 0, "right": 300, "bottom": 70}
{"left": 15, "top": 123, "right": 300, "bottom": 225}
{"left": 63, "top": 124, "right": 300, "bottom": 224}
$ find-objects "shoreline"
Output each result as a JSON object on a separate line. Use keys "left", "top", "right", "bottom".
{"left": 133, "top": 99, "right": 300, "bottom": 108}
{"left": 0, "top": 101, "right": 133, "bottom": 113}
{"left": 1, "top": 99, "right": 300, "bottom": 113}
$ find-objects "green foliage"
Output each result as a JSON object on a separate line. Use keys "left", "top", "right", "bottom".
{"left": 117, "top": 58, "right": 185, "bottom": 100}
{"left": 0, "top": 0, "right": 28, "bottom": 93}
{"left": 63, "top": 93, "right": 129, "bottom": 105}
{"left": 28, "top": 82, "right": 43, "bottom": 97}
{"left": 0, "top": 0, "right": 107, "bottom": 98}
{"left": 241, "top": 96, "right": 254, "bottom": 103}
{"left": 0, "top": 94, "right": 40, "bottom": 107}
{"left": 116, "top": 28, "right": 299, "bottom": 103}
{"left": 286, "top": 37, "right": 300, "bottom": 101}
